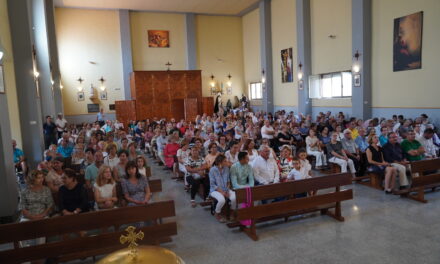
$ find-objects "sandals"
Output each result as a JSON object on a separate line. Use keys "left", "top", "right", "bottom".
{"left": 215, "top": 213, "right": 226, "bottom": 223}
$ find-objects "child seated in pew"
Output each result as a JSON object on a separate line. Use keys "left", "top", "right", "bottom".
{"left": 287, "top": 158, "right": 310, "bottom": 198}
{"left": 297, "top": 149, "right": 313, "bottom": 178}
{"left": 94, "top": 165, "right": 117, "bottom": 210}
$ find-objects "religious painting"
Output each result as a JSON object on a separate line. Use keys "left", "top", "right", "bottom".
{"left": 0, "top": 65, "right": 5, "bottom": 94}
{"left": 393, "top": 11, "right": 423, "bottom": 72}
{"left": 281, "top": 48, "right": 293, "bottom": 83}
{"left": 148, "top": 30, "right": 170, "bottom": 48}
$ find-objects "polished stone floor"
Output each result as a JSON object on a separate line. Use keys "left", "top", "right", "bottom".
{"left": 3, "top": 158, "right": 440, "bottom": 264}
{"left": 149, "top": 159, "right": 440, "bottom": 264}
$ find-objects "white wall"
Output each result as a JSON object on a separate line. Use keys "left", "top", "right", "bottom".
{"left": 55, "top": 8, "right": 124, "bottom": 116}
{"left": 271, "top": 0, "right": 298, "bottom": 109}
{"left": 130, "top": 12, "right": 186, "bottom": 71}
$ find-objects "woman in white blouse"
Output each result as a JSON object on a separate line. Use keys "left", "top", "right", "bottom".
{"left": 94, "top": 165, "right": 117, "bottom": 209}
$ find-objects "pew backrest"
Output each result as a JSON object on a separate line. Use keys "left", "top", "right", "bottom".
{"left": 0, "top": 200, "right": 177, "bottom": 264}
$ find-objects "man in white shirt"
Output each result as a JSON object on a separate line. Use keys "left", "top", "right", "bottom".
{"left": 55, "top": 113, "right": 67, "bottom": 139}
{"left": 251, "top": 145, "right": 279, "bottom": 185}
{"left": 261, "top": 120, "right": 275, "bottom": 140}
{"left": 416, "top": 128, "right": 438, "bottom": 158}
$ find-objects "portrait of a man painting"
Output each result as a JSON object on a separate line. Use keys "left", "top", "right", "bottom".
{"left": 393, "top": 11, "right": 423, "bottom": 72}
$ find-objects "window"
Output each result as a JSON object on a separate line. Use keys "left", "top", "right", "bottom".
{"left": 249, "top": 82, "right": 263, "bottom": 100}
{"left": 309, "top": 71, "right": 352, "bottom": 99}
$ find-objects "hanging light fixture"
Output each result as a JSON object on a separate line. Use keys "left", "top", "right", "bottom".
{"left": 210, "top": 74, "right": 216, "bottom": 88}
{"left": 77, "top": 77, "right": 84, "bottom": 91}
{"left": 352, "top": 50, "right": 361, "bottom": 73}
{"left": 297, "top": 62, "right": 303, "bottom": 80}
{"left": 226, "top": 74, "right": 232, "bottom": 87}
{"left": 99, "top": 76, "right": 106, "bottom": 91}
{"left": 261, "top": 69, "right": 266, "bottom": 84}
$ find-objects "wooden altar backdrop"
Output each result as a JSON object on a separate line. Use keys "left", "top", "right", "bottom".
{"left": 116, "top": 70, "right": 213, "bottom": 127}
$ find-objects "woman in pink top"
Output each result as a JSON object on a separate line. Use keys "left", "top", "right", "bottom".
{"left": 164, "top": 137, "right": 180, "bottom": 170}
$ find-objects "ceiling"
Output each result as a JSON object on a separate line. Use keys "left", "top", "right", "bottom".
{"left": 53, "top": 0, "right": 260, "bottom": 16}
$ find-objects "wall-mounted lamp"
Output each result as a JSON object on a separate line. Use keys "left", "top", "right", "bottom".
{"left": 226, "top": 74, "right": 232, "bottom": 87}
{"left": 99, "top": 76, "right": 106, "bottom": 91}
{"left": 297, "top": 62, "right": 303, "bottom": 80}
{"left": 261, "top": 69, "right": 266, "bottom": 84}
{"left": 33, "top": 70, "right": 40, "bottom": 79}
{"left": 77, "top": 77, "right": 84, "bottom": 91}
{"left": 210, "top": 74, "right": 216, "bottom": 88}
{"left": 352, "top": 50, "right": 361, "bottom": 73}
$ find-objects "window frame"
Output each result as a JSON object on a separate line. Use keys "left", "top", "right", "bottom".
{"left": 249, "top": 82, "right": 263, "bottom": 100}
{"left": 309, "top": 70, "right": 352, "bottom": 99}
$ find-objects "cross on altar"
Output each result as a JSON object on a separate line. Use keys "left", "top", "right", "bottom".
{"left": 119, "top": 226, "right": 144, "bottom": 258}
{"left": 166, "top": 61, "right": 172, "bottom": 71}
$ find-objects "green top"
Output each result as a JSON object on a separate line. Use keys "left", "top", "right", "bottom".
{"left": 401, "top": 139, "right": 423, "bottom": 161}
{"left": 230, "top": 162, "right": 254, "bottom": 189}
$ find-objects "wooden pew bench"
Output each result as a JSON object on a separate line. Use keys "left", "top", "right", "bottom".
{"left": 400, "top": 158, "right": 440, "bottom": 203}
{"left": 227, "top": 173, "right": 353, "bottom": 241}
{"left": 0, "top": 200, "right": 177, "bottom": 264}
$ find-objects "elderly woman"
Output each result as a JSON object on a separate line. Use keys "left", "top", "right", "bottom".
{"left": 306, "top": 129, "right": 327, "bottom": 169}
{"left": 185, "top": 145, "right": 209, "bottom": 207}
{"left": 209, "top": 154, "right": 236, "bottom": 223}
{"left": 20, "top": 170, "right": 53, "bottom": 221}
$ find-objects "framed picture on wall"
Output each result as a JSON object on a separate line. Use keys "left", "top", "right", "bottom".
{"left": 393, "top": 11, "right": 423, "bottom": 72}
{"left": 227, "top": 87, "right": 232, "bottom": 95}
{"left": 148, "top": 30, "right": 170, "bottom": 48}
{"left": 298, "top": 80, "right": 304, "bottom": 90}
{"left": 77, "top": 91, "right": 85, "bottom": 101}
{"left": 0, "top": 65, "right": 5, "bottom": 94}
{"left": 354, "top": 74, "right": 361, "bottom": 87}
{"left": 100, "top": 91, "right": 108, "bottom": 100}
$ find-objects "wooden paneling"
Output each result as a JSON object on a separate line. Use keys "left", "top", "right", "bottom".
{"left": 171, "top": 99, "right": 185, "bottom": 121}
{"left": 184, "top": 98, "right": 198, "bottom": 122}
{"left": 201, "top": 97, "right": 214, "bottom": 116}
{"left": 128, "top": 70, "right": 202, "bottom": 121}
{"left": 115, "top": 100, "right": 136, "bottom": 130}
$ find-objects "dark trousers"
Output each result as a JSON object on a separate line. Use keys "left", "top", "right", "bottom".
{"left": 186, "top": 175, "right": 210, "bottom": 200}
{"left": 44, "top": 134, "right": 57, "bottom": 149}
{"left": 348, "top": 156, "right": 363, "bottom": 176}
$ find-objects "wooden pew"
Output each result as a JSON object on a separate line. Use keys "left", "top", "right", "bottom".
{"left": 400, "top": 158, "right": 440, "bottom": 203}
{"left": 228, "top": 173, "right": 353, "bottom": 241}
{"left": 0, "top": 201, "right": 177, "bottom": 264}
{"left": 148, "top": 178, "right": 162, "bottom": 193}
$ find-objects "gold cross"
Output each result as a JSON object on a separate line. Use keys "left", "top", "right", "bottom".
{"left": 120, "top": 226, "right": 144, "bottom": 258}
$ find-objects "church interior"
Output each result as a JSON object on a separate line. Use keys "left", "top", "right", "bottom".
{"left": 0, "top": 0, "right": 439, "bottom": 263}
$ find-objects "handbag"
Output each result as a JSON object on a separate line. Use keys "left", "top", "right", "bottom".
{"left": 239, "top": 186, "right": 252, "bottom": 226}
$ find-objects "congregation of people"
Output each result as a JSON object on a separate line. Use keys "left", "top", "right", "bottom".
{"left": 13, "top": 109, "right": 440, "bottom": 226}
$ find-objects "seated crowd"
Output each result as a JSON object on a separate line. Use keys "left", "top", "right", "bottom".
{"left": 12, "top": 110, "right": 440, "bottom": 225}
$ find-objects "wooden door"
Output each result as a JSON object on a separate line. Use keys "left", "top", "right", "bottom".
{"left": 201, "top": 97, "right": 214, "bottom": 116}
{"left": 115, "top": 100, "right": 136, "bottom": 130}
{"left": 135, "top": 72, "right": 153, "bottom": 121}
{"left": 184, "top": 98, "right": 198, "bottom": 122}
{"left": 171, "top": 99, "right": 185, "bottom": 121}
